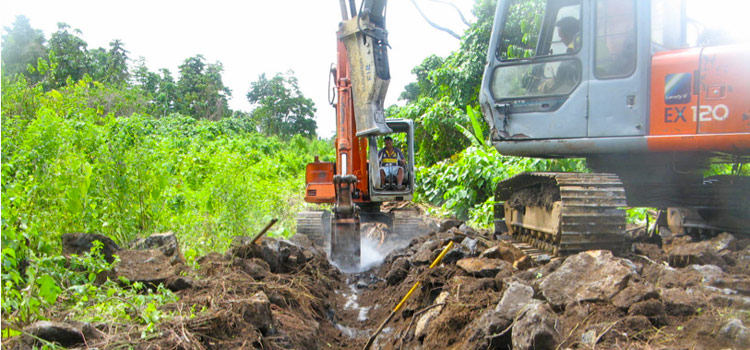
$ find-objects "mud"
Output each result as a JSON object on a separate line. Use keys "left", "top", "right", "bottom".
{"left": 506, "top": 181, "right": 561, "bottom": 211}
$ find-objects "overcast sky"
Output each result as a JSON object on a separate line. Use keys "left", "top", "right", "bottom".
{"left": 2, "top": 1, "right": 748, "bottom": 137}
{"left": 1, "top": 0, "right": 476, "bottom": 137}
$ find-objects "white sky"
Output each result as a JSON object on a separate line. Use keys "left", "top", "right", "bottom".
{"left": 0, "top": 0, "right": 476, "bottom": 137}
{"left": 2, "top": 1, "right": 748, "bottom": 137}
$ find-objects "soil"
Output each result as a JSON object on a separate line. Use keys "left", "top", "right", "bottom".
{"left": 5, "top": 208, "right": 750, "bottom": 350}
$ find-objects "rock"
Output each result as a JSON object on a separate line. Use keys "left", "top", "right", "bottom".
{"left": 132, "top": 232, "right": 184, "bottom": 265}
{"left": 62, "top": 233, "right": 120, "bottom": 263}
{"left": 612, "top": 283, "right": 659, "bottom": 310}
{"left": 513, "top": 255, "right": 533, "bottom": 270}
{"left": 230, "top": 239, "right": 282, "bottom": 272}
{"left": 540, "top": 250, "right": 636, "bottom": 309}
{"left": 641, "top": 263, "right": 702, "bottom": 289}
{"left": 480, "top": 246, "right": 503, "bottom": 259}
{"left": 278, "top": 240, "right": 309, "bottom": 272}
{"left": 495, "top": 282, "right": 535, "bottom": 320}
{"left": 22, "top": 321, "right": 85, "bottom": 347}
{"left": 462, "top": 238, "right": 479, "bottom": 256}
{"left": 386, "top": 258, "right": 410, "bottom": 285}
{"left": 411, "top": 240, "right": 440, "bottom": 265}
{"left": 581, "top": 329, "right": 597, "bottom": 345}
{"left": 710, "top": 294, "right": 750, "bottom": 310}
{"left": 441, "top": 245, "right": 469, "bottom": 265}
{"left": 474, "top": 309, "right": 513, "bottom": 350}
{"left": 242, "top": 291, "right": 274, "bottom": 335}
{"left": 512, "top": 302, "right": 561, "bottom": 350}
{"left": 165, "top": 275, "right": 194, "bottom": 292}
{"left": 438, "top": 219, "right": 463, "bottom": 232}
{"left": 114, "top": 249, "right": 175, "bottom": 286}
{"left": 235, "top": 258, "right": 270, "bottom": 280}
{"left": 659, "top": 288, "right": 701, "bottom": 316}
{"left": 457, "top": 258, "right": 510, "bottom": 278}
{"left": 534, "top": 254, "right": 552, "bottom": 264}
{"left": 712, "top": 232, "right": 738, "bottom": 252}
{"left": 628, "top": 299, "right": 668, "bottom": 327}
{"left": 620, "top": 316, "right": 653, "bottom": 339}
{"left": 496, "top": 241, "right": 526, "bottom": 263}
{"left": 719, "top": 319, "right": 750, "bottom": 348}
{"left": 415, "top": 291, "right": 449, "bottom": 339}
{"left": 632, "top": 243, "right": 667, "bottom": 263}
{"left": 668, "top": 239, "right": 727, "bottom": 268}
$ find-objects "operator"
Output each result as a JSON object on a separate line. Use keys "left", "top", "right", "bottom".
{"left": 378, "top": 136, "right": 406, "bottom": 190}
{"left": 539, "top": 16, "right": 580, "bottom": 93}
{"left": 556, "top": 16, "right": 580, "bottom": 53}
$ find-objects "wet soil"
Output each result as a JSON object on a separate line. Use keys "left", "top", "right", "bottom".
{"left": 5, "top": 209, "right": 750, "bottom": 350}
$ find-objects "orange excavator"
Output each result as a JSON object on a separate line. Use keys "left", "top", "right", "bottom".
{"left": 298, "top": 0, "right": 415, "bottom": 270}
{"left": 301, "top": 0, "right": 750, "bottom": 267}
{"left": 481, "top": 0, "right": 749, "bottom": 254}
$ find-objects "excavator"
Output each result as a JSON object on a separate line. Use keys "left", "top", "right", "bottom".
{"left": 297, "top": 0, "right": 416, "bottom": 270}
{"left": 300, "top": 0, "right": 750, "bottom": 267}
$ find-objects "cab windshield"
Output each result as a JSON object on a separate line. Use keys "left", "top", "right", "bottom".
{"left": 491, "top": 0, "right": 582, "bottom": 99}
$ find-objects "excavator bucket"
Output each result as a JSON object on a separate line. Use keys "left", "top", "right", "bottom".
{"left": 339, "top": 3, "right": 392, "bottom": 136}
{"left": 330, "top": 175, "right": 361, "bottom": 270}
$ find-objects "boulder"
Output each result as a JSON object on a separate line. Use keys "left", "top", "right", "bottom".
{"left": 540, "top": 250, "right": 636, "bottom": 308}
{"left": 132, "top": 232, "right": 184, "bottom": 265}
{"left": 114, "top": 249, "right": 175, "bottom": 286}
{"left": 462, "top": 238, "right": 479, "bottom": 256}
{"left": 242, "top": 291, "right": 274, "bottom": 335}
{"left": 479, "top": 246, "right": 503, "bottom": 260}
{"left": 495, "top": 282, "right": 535, "bottom": 320}
{"left": 612, "top": 283, "right": 659, "bottom": 310}
{"left": 628, "top": 299, "right": 668, "bottom": 327}
{"left": 668, "top": 238, "right": 729, "bottom": 268}
{"left": 230, "top": 239, "right": 285, "bottom": 272}
{"left": 719, "top": 319, "right": 750, "bottom": 348}
{"left": 513, "top": 255, "right": 533, "bottom": 271}
{"left": 385, "top": 257, "right": 411, "bottom": 285}
{"left": 62, "top": 233, "right": 120, "bottom": 263}
{"left": 458, "top": 258, "right": 510, "bottom": 278}
{"left": 710, "top": 294, "right": 750, "bottom": 310}
{"left": 415, "top": 291, "right": 449, "bottom": 340}
{"left": 641, "top": 263, "right": 702, "bottom": 289}
{"left": 659, "top": 288, "right": 702, "bottom": 316}
{"left": 22, "top": 321, "right": 86, "bottom": 347}
{"left": 165, "top": 275, "right": 194, "bottom": 292}
{"left": 438, "top": 219, "right": 463, "bottom": 232}
{"left": 511, "top": 302, "right": 561, "bottom": 350}
{"left": 632, "top": 243, "right": 667, "bottom": 263}
{"left": 411, "top": 240, "right": 441, "bottom": 265}
{"left": 235, "top": 258, "right": 271, "bottom": 280}
{"left": 473, "top": 309, "right": 513, "bottom": 350}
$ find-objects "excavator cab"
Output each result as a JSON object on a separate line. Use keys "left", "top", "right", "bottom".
{"left": 368, "top": 119, "right": 415, "bottom": 202}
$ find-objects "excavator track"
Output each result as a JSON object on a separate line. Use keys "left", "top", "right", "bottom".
{"left": 496, "top": 172, "right": 627, "bottom": 256}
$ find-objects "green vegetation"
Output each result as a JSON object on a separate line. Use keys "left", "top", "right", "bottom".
{"left": 1, "top": 17, "right": 332, "bottom": 331}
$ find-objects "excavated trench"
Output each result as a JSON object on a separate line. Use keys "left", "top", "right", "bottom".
{"left": 8, "top": 207, "right": 750, "bottom": 350}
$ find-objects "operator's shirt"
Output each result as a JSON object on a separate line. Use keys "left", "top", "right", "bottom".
{"left": 378, "top": 147, "right": 405, "bottom": 167}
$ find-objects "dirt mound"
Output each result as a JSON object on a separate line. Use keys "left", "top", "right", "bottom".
{"left": 8, "top": 225, "right": 750, "bottom": 350}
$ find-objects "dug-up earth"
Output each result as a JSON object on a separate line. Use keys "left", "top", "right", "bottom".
{"left": 7, "top": 214, "right": 750, "bottom": 350}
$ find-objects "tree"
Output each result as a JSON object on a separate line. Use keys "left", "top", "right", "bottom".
{"left": 246, "top": 71, "right": 317, "bottom": 138}
{"left": 391, "top": 0, "right": 497, "bottom": 166}
{"left": 47, "top": 23, "right": 89, "bottom": 86}
{"left": 1, "top": 15, "right": 47, "bottom": 80}
{"left": 176, "top": 55, "right": 231, "bottom": 120}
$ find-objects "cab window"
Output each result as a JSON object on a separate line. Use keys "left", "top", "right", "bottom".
{"left": 594, "top": 0, "right": 636, "bottom": 78}
{"left": 497, "top": 0, "right": 581, "bottom": 60}
{"left": 491, "top": 0, "right": 583, "bottom": 100}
